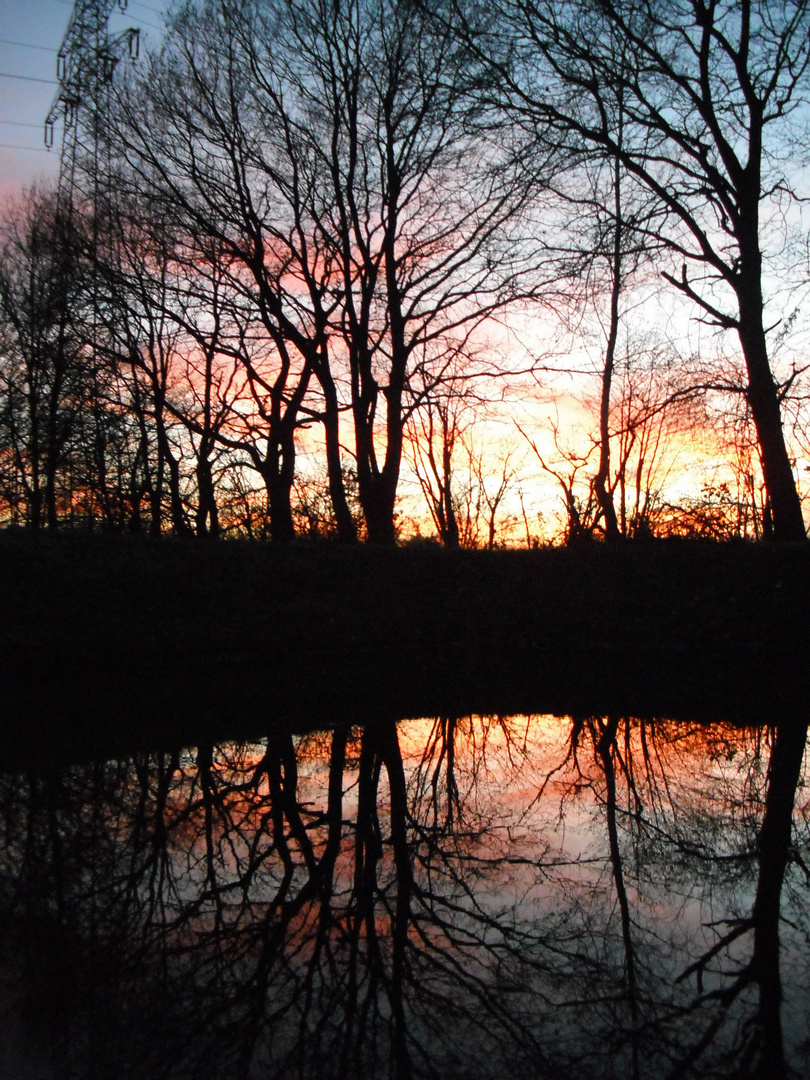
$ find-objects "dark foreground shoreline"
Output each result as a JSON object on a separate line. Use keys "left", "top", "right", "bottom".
{"left": 1, "top": 533, "right": 808, "bottom": 766}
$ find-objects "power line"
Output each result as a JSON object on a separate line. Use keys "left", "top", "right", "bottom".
{"left": 0, "top": 38, "right": 57, "bottom": 52}
{"left": 0, "top": 143, "right": 51, "bottom": 152}
{"left": 130, "top": 17, "right": 163, "bottom": 32}
{"left": 0, "top": 71, "right": 58, "bottom": 84}
{"left": 0, "top": 120, "right": 42, "bottom": 128}
{"left": 129, "top": 0, "right": 164, "bottom": 14}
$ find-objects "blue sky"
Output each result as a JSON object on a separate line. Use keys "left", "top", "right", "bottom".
{"left": 0, "top": 0, "right": 165, "bottom": 193}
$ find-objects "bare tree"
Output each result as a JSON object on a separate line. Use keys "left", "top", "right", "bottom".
{"left": 0, "top": 189, "right": 93, "bottom": 529}
{"left": 100, "top": 206, "right": 198, "bottom": 534}
{"left": 453, "top": 0, "right": 810, "bottom": 540}
{"left": 225, "top": 0, "right": 552, "bottom": 543}
{"left": 106, "top": 1, "right": 338, "bottom": 540}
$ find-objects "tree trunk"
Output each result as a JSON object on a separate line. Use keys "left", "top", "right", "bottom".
{"left": 736, "top": 259, "right": 806, "bottom": 541}
{"left": 264, "top": 446, "right": 297, "bottom": 543}
{"left": 750, "top": 720, "right": 808, "bottom": 1077}
{"left": 319, "top": 372, "right": 357, "bottom": 543}
{"left": 354, "top": 399, "right": 399, "bottom": 545}
{"left": 44, "top": 375, "right": 62, "bottom": 531}
{"left": 359, "top": 474, "right": 398, "bottom": 545}
{"left": 195, "top": 448, "right": 219, "bottom": 537}
{"left": 440, "top": 412, "right": 460, "bottom": 548}
{"left": 44, "top": 450, "right": 59, "bottom": 531}
{"left": 158, "top": 426, "right": 187, "bottom": 536}
{"left": 593, "top": 149, "right": 623, "bottom": 543}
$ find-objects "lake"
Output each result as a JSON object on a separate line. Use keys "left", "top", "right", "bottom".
{"left": 0, "top": 711, "right": 806, "bottom": 1080}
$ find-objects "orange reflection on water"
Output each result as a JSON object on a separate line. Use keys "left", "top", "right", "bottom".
{"left": 4, "top": 714, "right": 807, "bottom": 1080}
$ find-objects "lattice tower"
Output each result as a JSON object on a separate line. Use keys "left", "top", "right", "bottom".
{"left": 44, "top": 0, "right": 139, "bottom": 223}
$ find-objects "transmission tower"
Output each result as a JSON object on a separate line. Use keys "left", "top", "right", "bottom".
{"left": 44, "top": 0, "right": 140, "bottom": 212}
{"left": 42, "top": 1, "right": 141, "bottom": 526}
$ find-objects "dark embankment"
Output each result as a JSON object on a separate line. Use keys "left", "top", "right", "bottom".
{"left": 1, "top": 532, "right": 808, "bottom": 766}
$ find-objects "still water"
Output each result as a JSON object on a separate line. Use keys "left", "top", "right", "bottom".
{"left": 0, "top": 714, "right": 808, "bottom": 1080}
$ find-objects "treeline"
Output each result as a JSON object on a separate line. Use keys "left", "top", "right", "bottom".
{"left": 0, "top": 0, "right": 808, "bottom": 543}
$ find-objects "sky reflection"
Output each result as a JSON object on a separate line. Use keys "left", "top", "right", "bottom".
{"left": 0, "top": 714, "right": 807, "bottom": 1080}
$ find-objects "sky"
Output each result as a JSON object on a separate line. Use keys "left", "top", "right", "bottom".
{"left": 0, "top": 0, "right": 806, "bottom": 539}
{"left": 0, "top": 0, "right": 165, "bottom": 195}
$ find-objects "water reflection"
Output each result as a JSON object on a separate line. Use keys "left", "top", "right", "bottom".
{"left": 0, "top": 715, "right": 808, "bottom": 1079}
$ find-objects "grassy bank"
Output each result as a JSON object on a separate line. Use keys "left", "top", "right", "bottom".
{"left": 1, "top": 532, "right": 808, "bottom": 764}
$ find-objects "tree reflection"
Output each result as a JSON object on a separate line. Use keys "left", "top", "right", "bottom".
{"left": 0, "top": 713, "right": 807, "bottom": 1080}
{"left": 564, "top": 714, "right": 809, "bottom": 1080}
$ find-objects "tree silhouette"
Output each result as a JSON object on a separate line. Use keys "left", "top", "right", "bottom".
{"left": 453, "top": 0, "right": 810, "bottom": 540}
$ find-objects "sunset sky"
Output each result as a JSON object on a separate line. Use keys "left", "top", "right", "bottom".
{"left": 1, "top": 0, "right": 807, "bottom": 541}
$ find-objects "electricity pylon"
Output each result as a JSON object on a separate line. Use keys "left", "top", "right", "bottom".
{"left": 45, "top": 0, "right": 140, "bottom": 193}
{"left": 42, "top": 1, "right": 141, "bottom": 526}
